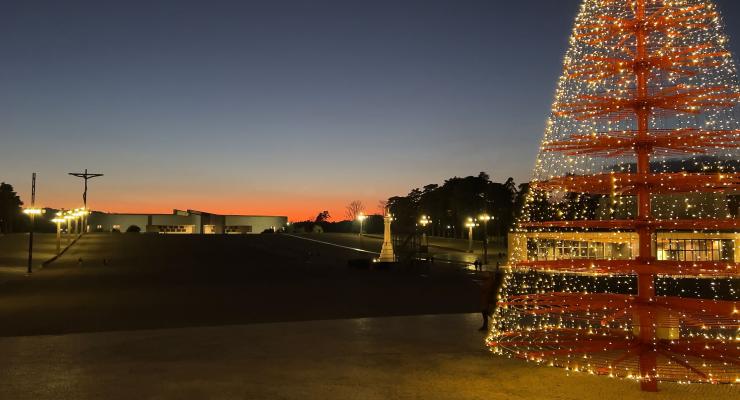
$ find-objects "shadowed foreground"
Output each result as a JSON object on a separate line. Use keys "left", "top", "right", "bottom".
{"left": 0, "top": 314, "right": 735, "bottom": 400}
{"left": 1, "top": 234, "right": 734, "bottom": 399}
{"left": 0, "top": 233, "right": 479, "bottom": 337}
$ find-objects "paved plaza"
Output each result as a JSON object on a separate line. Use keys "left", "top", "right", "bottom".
{"left": 290, "top": 233, "right": 507, "bottom": 271}
{"left": 0, "top": 314, "right": 735, "bottom": 400}
{"left": 0, "top": 233, "right": 63, "bottom": 282}
{"left": 0, "top": 233, "right": 736, "bottom": 399}
{"left": 0, "top": 233, "right": 480, "bottom": 337}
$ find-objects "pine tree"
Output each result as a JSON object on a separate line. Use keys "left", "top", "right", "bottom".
{"left": 0, "top": 183, "right": 23, "bottom": 233}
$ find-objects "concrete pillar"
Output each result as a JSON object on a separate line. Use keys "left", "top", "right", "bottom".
{"left": 378, "top": 212, "right": 395, "bottom": 262}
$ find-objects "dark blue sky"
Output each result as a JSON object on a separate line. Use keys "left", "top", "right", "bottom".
{"left": 2, "top": 0, "right": 740, "bottom": 219}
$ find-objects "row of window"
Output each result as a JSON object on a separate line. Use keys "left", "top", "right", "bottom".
{"left": 657, "top": 239, "right": 734, "bottom": 262}
{"left": 156, "top": 225, "right": 190, "bottom": 233}
{"left": 225, "top": 226, "right": 253, "bottom": 233}
{"left": 528, "top": 239, "right": 632, "bottom": 261}
{"left": 526, "top": 238, "right": 735, "bottom": 262}
{"left": 107, "top": 225, "right": 255, "bottom": 233}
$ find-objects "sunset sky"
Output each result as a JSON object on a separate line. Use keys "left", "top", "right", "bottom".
{"left": 3, "top": 0, "right": 740, "bottom": 221}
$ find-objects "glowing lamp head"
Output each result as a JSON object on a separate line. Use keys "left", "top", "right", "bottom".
{"left": 70, "top": 209, "right": 89, "bottom": 217}
{"left": 23, "top": 208, "right": 44, "bottom": 216}
{"left": 356, "top": 213, "right": 367, "bottom": 222}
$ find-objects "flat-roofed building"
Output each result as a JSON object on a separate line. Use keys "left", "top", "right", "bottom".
{"left": 88, "top": 209, "right": 287, "bottom": 234}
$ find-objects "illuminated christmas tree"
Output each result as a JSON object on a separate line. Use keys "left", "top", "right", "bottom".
{"left": 488, "top": 0, "right": 739, "bottom": 392}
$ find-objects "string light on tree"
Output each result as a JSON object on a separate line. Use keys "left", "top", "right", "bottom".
{"left": 488, "top": 0, "right": 739, "bottom": 392}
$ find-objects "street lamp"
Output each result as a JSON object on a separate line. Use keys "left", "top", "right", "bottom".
{"left": 77, "top": 209, "right": 84, "bottom": 235}
{"left": 357, "top": 213, "right": 367, "bottom": 236}
{"left": 52, "top": 213, "right": 65, "bottom": 255}
{"left": 23, "top": 207, "right": 45, "bottom": 274}
{"left": 79, "top": 208, "right": 90, "bottom": 234}
{"left": 64, "top": 211, "right": 74, "bottom": 245}
{"left": 464, "top": 217, "right": 479, "bottom": 253}
{"left": 478, "top": 214, "right": 492, "bottom": 265}
{"left": 419, "top": 215, "right": 431, "bottom": 248}
{"left": 71, "top": 208, "right": 87, "bottom": 235}
{"left": 70, "top": 209, "right": 78, "bottom": 235}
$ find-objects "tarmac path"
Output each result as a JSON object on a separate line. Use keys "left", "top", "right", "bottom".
{"left": 0, "top": 233, "right": 479, "bottom": 337}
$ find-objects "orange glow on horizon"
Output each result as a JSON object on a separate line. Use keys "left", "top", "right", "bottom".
{"left": 51, "top": 196, "right": 383, "bottom": 223}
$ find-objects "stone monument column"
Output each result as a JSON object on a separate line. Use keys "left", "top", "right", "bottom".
{"left": 377, "top": 209, "right": 395, "bottom": 262}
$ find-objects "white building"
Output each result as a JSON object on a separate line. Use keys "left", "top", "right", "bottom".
{"left": 88, "top": 209, "right": 287, "bottom": 234}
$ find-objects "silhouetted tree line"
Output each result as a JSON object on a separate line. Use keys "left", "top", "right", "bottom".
{"left": 386, "top": 172, "right": 525, "bottom": 241}
{"left": 0, "top": 182, "right": 59, "bottom": 234}
{"left": 0, "top": 182, "right": 24, "bottom": 233}
{"left": 290, "top": 210, "right": 385, "bottom": 235}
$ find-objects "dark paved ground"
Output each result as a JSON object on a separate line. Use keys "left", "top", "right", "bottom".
{"left": 289, "top": 232, "right": 508, "bottom": 270}
{"left": 1, "top": 233, "right": 733, "bottom": 399}
{"left": 0, "top": 233, "right": 64, "bottom": 280}
{"left": 3, "top": 313, "right": 732, "bottom": 400}
{"left": 0, "top": 233, "right": 480, "bottom": 337}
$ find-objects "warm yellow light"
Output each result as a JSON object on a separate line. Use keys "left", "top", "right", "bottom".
{"left": 69, "top": 209, "right": 89, "bottom": 217}
{"left": 479, "top": 214, "right": 492, "bottom": 222}
{"left": 356, "top": 213, "right": 367, "bottom": 222}
{"left": 23, "top": 208, "right": 44, "bottom": 215}
{"left": 465, "top": 219, "right": 479, "bottom": 228}
{"left": 51, "top": 218, "right": 65, "bottom": 224}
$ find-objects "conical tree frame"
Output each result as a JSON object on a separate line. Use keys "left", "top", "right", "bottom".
{"left": 488, "top": 0, "right": 739, "bottom": 392}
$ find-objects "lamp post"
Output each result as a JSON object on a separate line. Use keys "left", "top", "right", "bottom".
{"left": 419, "top": 215, "right": 431, "bottom": 249}
{"left": 357, "top": 213, "right": 367, "bottom": 236}
{"left": 64, "top": 213, "right": 73, "bottom": 244}
{"left": 72, "top": 209, "right": 85, "bottom": 235}
{"left": 71, "top": 209, "right": 78, "bottom": 235}
{"left": 23, "top": 207, "right": 44, "bottom": 274}
{"left": 464, "top": 217, "right": 479, "bottom": 253}
{"left": 357, "top": 213, "right": 368, "bottom": 249}
{"left": 23, "top": 173, "right": 45, "bottom": 275}
{"left": 52, "top": 214, "right": 65, "bottom": 255}
{"left": 478, "top": 214, "right": 492, "bottom": 265}
{"left": 465, "top": 217, "right": 478, "bottom": 253}
{"left": 79, "top": 209, "right": 89, "bottom": 234}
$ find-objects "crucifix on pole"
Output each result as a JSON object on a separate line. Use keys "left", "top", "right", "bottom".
{"left": 68, "top": 169, "right": 103, "bottom": 234}
{"left": 68, "top": 169, "right": 104, "bottom": 210}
